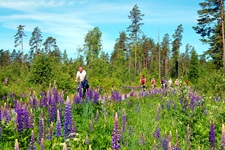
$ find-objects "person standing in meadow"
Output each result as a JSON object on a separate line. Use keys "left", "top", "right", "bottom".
{"left": 167, "top": 78, "right": 172, "bottom": 88}
{"left": 151, "top": 78, "right": 156, "bottom": 89}
{"left": 140, "top": 75, "right": 146, "bottom": 91}
{"left": 75, "top": 66, "right": 89, "bottom": 98}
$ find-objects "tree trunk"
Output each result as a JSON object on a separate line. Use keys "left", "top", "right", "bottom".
{"left": 221, "top": 0, "right": 225, "bottom": 74}
{"left": 21, "top": 36, "right": 24, "bottom": 66}
{"left": 165, "top": 57, "right": 168, "bottom": 77}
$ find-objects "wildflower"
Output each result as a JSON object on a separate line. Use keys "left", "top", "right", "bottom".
{"left": 28, "top": 130, "right": 36, "bottom": 150}
{"left": 209, "top": 122, "right": 216, "bottom": 148}
{"left": 64, "top": 97, "right": 72, "bottom": 139}
{"left": 221, "top": 124, "right": 225, "bottom": 149}
{"left": 162, "top": 138, "right": 168, "bottom": 150}
{"left": 53, "top": 80, "right": 59, "bottom": 103}
{"left": 38, "top": 115, "right": 44, "bottom": 143}
{"left": 40, "top": 138, "right": 44, "bottom": 150}
{"left": 51, "top": 95, "right": 57, "bottom": 122}
{"left": 74, "top": 94, "right": 81, "bottom": 104}
{"left": 94, "top": 91, "right": 99, "bottom": 103}
{"left": 112, "top": 113, "right": 121, "bottom": 150}
{"left": 56, "top": 110, "right": 62, "bottom": 137}
{"left": 49, "top": 122, "right": 53, "bottom": 140}
{"left": 85, "top": 134, "right": 89, "bottom": 144}
{"left": 14, "top": 139, "right": 19, "bottom": 150}
{"left": 28, "top": 109, "right": 34, "bottom": 128}
{"left": 153, "top": 126, "right": 160, "bottom": 139}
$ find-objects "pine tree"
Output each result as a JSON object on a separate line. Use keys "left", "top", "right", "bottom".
{"left": 189, "top": 49, "right": 200, "bottom": 84}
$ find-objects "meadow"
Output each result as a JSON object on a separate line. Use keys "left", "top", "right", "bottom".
{"left": 0, "top": 81, "right": 225, "bottom": 150}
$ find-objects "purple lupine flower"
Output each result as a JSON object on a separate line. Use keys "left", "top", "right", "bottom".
{"left": 28, "top": 109, "right": 34, "bottom": 129}
{"left": 53, "top": 81, "right": 59, "bottom": 103}
{"left": 23, "top": 104, "right": 29, "bottom": 129}
{"left": 93, "top": 91, "right": 99, "bottom": 104}
{"left": 47, "top": 103, "right": 52, "bottom": 124}
{"left": 49, "top": 122, "right": 53, "bottom": 140}
{"left": 190, "top": 97, "right": 195, "bottom": 111}
{"left": 161, "top": 103, "right": 164, "bottom": 110}
{"left": 38, "top": 114, "right": 44, "bottom": 143}
{"left": 16, "top": 106, "right": 24, "bottom": 133}
{"left": 122, "top": 109, "right": 126, "bottom": 133}
{"left": 58, "top": 103, "right": 62, "bottom": 123}
{"left": 111, "top": 90, "right": 115, "bottom": 100}
{"left": 14, "top": 139, "right": 20, "bottom": 150}
{"left": 162, "top": 138, "right": 168, "bottom": 150}
{"left": 40, "top": 94, "right": 45, "bottom": 108}
{"left": 112, "top": 113, "right": 121, "bottom": 150}
{"left": 74, "top": 95, "right": 81, "bottom": 104}
{"left": 124, "top": 94, "right": 127, "bottom": 99}
{"left": 51, "top": 95, "right": 57, "bottom": 122}
{"left": 220, "top": 124, "right": 225, "bottom": 149}
{"left": 46, "top": 91, "right": 51, "bottom": 105}
{"left": 56, "top": 110, "right": 62, "bottom": 137}
{"left": 209, "top": 122, "right": 216, "bottom": 148}
{"left": 40, "top": 138, "right": 44, "bottom": 150}
{"left": 86, "top": 89, "right": 93, "bottom": 102}
{"left": 115, "top": 91, "right": 122, "bottom": 101}
{"left": 28, "top": 130, "right": 36, "bottom": 150}
{"left": 85, "top": 134, "right": 89, "bottom": 144}
{"left": 3, "top": 108, "right": 10, "bottom": 124}
{"left": 59, "top": 92, "right": 64, "bottom": 104}
{"left": 69, "top": 121, "right": 76, "bottom": 138}
{"left": 153, "top": 126, "right": 160, "bottom": 139}
{"left": 78, "top": 84, "right": 83, "bottom": 98}
{"left": 138, "top": 133, "right": 145, "bottom": 146}
{"left": 64, "top": 97, "right": 72, "bottom": 138}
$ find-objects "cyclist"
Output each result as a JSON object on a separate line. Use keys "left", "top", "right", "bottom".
{"left": 140, "top": 75, "right": 146, "bottom": 91}
{"left": 151, "top": 78, "right": 156, "bottom": 89}
{"left": 75, "top": 66, "right": 89, "bottom": 98}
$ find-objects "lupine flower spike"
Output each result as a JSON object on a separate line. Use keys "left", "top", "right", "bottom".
{"left": 63, "top": 143, "right": 67, "bottom": 150}
{"left": 64, "top": 96, "right": 72, "bottom": 138}
{"left": 56, "top": 110, "right": 62, "bottom": 136}
{"left": 209, "top": 121, "right": 216, "bottom": 148}
{"left": 14, "top": 139, "right": 19, "bottom": 150}
{"left": 40, "top": 138, "right": 44, "bottom": 150}
{"left": 28, "top": 130, "right": 36, "bottom": 150}
{"left": 112, "top": 112, "right": 121, "bottom": 150}
{"left": 221, "top": 124, "right": 225, "bottom": 149}
{"left": 89, "top": 145, "right": 92, "bottom": 150}
{"left": 85, "top": 134, "right": 89, "bottom": 144}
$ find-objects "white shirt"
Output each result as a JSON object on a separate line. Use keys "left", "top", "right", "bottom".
{"left": 76, "top": 70, "right": 86, "bottom": 81}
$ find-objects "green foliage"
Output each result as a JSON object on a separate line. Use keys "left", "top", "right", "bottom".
{"left": 29, "top": 54, "right": 52, "bottom": 87}
{"left": 188, "top": 49, "right": 200, "bottom": 84}
{"left": 197, "top": 69, "right": 225, "bottom": 97}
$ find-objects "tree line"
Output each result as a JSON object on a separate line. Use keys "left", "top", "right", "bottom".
{"left": 0, "top": 1, "right": 224, "bottom": 95}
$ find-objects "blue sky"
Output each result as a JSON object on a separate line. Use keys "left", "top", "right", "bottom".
{"left": 0, "top": 0, "right": 208, "bottom": 57}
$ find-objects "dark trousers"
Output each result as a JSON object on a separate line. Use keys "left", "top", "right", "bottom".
{"left": 80, "top": 79, "right": 89, "bottom": 98}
